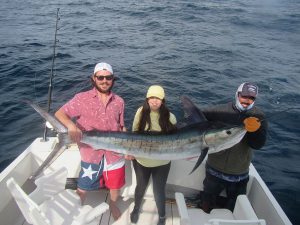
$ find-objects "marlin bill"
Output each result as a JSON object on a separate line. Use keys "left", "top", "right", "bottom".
{"left": 26, "top": 97, "right": 246, "bottom": 177}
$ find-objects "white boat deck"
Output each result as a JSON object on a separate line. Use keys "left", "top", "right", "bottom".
{"left": 84, "top": 189, "right": 180, "bottom": 225}
{"left": 17, "top": 188, "right": 180, "bottom": 225}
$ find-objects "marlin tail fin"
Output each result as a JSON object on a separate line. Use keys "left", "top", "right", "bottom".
{"left": 24, "top": 100, "right": 67, "bottom": 133}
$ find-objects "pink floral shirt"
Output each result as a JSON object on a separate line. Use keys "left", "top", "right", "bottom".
{"left": 61, "top": 88, "right": 125, "bottom": 164}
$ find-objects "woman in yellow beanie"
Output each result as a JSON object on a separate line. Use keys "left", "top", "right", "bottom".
{"left": 130, "top": 85, "right": 177, "bottom": 225}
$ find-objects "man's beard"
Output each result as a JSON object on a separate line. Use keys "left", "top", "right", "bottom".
{"left": 91, "top": 78, "right": 114, "bottom": 93}
{"left": 96, "top": 85, "right": 112, "bottom": 93}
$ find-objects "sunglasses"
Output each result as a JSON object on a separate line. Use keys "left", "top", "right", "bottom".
{"left": 94, "top": 75, "right": 114, "bottom": 81}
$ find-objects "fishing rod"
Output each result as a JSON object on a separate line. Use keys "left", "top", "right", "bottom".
{"left": 42, "top": 8, "right": 60, "bottom": 141}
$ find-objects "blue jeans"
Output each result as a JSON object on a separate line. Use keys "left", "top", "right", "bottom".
{"left": 202, "top": 171, "right": 249, "bottom": 212}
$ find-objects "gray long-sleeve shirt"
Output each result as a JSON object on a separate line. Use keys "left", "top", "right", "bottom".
{"left": 202, "top": 102, "right": 268, "bottom": 175}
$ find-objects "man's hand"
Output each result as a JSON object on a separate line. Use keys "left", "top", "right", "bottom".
{"left": 55, "top": 109, "right": 82, "bottom": 143}
{"left": 67, "top": 123, "right": 82, "bottom": 143}
{"left": 243, "top": 117, "right": 261, "bottom": 132}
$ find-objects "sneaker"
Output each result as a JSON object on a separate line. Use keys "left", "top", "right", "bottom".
{"left": 130, "top": 209, "right": 140, "bottom": 223}
{"left": 157, "top": 216, "right": 166, "bottom": 225}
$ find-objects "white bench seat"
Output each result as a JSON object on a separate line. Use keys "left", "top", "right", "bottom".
{"left": 6, "top": 167, "right": 109, "bottom": 225}
{"left": 208, "top": 219, "right": 266, "bottom": 225}
{"left": 175, "top": 192, "right": 266, "bottom": 225}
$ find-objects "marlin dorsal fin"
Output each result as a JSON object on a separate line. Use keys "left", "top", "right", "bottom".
{"left": 178, "top": 96, "right": 207, "bottom": 128}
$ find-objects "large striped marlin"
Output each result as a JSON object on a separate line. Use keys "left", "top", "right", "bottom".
{"left": 26, "top": 96, "right": 246, "bottom": 179}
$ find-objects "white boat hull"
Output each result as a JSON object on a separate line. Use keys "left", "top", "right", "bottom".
{"left": 0, "top": 137, "right": 292, "bottom": 225}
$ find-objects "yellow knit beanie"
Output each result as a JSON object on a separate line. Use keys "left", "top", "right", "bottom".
{"left": 146, "top": 85, "right": 165, "bottom": 100}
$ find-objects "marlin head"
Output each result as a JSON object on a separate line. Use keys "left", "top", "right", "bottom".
{"left": 180, "top": 96, "right": 246, "bottom": 173}
{"left": 204, "top": 124, "right": 246, "bottom": 155}
{"left": 187, "top": 123, "right": 245, "bottom": 174}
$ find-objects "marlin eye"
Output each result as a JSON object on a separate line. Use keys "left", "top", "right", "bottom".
{"left": 226, "top": 130, "right": 232, "bottom": 135}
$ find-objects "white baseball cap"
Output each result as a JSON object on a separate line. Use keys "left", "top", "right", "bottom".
{"left": 94, "top": 62, "right": 113, "bottom": 75}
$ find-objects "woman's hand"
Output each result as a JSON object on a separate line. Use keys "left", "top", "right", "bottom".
{"left": 125, "top": 155, "right": 135, "bottom": 160}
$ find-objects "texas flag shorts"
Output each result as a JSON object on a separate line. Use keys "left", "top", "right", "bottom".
{"left": 77, "top": 157, "right": 125, "bottom": 191}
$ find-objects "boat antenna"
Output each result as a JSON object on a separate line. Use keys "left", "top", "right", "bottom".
{"left": 42, "top": 8, "right": 60, "bottom": 142}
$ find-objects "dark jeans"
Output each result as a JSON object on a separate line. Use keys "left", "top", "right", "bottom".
{"left": 132, "top": 160, "right": 171, "bottom": 218}
{"left": 202, "top": 171, "right": 249, "bottom": 212}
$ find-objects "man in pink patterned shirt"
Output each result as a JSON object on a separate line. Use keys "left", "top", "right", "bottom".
{"left": 55, "top": 62, "right": 126, "bottom": 220}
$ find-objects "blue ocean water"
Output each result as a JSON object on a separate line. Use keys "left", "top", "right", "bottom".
{"left": 0, "top": 0, "right": 299, "bottom": 223}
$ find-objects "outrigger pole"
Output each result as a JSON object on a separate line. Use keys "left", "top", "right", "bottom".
{"left": 43, "top": 8, "right": 60, "bottom": 141}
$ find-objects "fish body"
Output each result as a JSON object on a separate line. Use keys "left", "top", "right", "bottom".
{"left": 82, "top": 123, "right": 246, "bottom": 160}
{"left": 26, "top": 98, "right": 246, "bottom": 178}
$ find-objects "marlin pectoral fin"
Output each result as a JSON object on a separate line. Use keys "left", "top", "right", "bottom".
{"left": 23, "top": 100, "right": 71, "bottom": 180}
{"left": 189, "top": 147, "right": 209, "bottom": 174}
